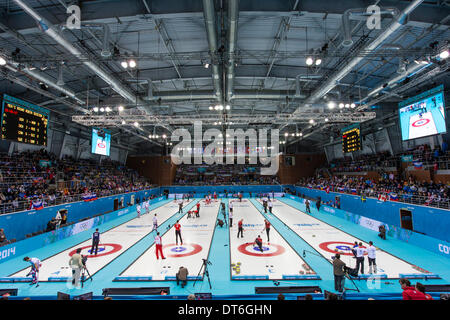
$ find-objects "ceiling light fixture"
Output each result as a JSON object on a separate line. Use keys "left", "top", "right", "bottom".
{"left": 440, "top": 49, "right": 449, "bottom": 60}
{"left": 128, "top": 59, "right": 137, "bottom": 68}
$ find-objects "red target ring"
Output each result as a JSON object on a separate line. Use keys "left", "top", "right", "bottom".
{"left": 97, "top": 142, "right": 106, "bottom": 148}
{"left": 237, "top": 242, "right": 285, "bottom": 257}
{"left": 68, "top": 243, "right": 122, "bottom": 258}
{"left": 412, "top": 119, "right": 430, "bottom": 127}
{"left": 162, "top": 243, "right": 202, "bottom": 257}
{"left": 319, "top": 241, "right": 366, "bottom": 256}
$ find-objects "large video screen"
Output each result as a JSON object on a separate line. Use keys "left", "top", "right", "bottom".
{"left": 91, "top": 128, "right": 111, "bottom": 156}
{"left": 399, "top": 85, "right": 446, "bottom": 141}
{"left": 1, "top": 94, "right": 49, "bottom": 146}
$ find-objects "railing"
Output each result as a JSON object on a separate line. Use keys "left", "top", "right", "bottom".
{"left": 295, "top": 184, "right": 450, "bottom": 210}
{"left": 0, "top": 185, "right": 158, "bottom": 215}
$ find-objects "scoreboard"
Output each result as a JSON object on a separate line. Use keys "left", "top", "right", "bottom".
{"left": 341, "top": 124, "right": 361, "bottom": 153}
{"left": 1, "top": 94, "right": 49, "bottom": 146}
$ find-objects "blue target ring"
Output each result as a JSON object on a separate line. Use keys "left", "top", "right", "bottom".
{"left": 171, "top": 246, "right": 187, "bottom": 253}
{"left": 412, "top": 118, "right": 430, "bottom": 127}
{"left": 253, "top": 246, "right": 270, "bottom": 252}
{"left": 336, "top": 245, "right": 351, "bottom": 251}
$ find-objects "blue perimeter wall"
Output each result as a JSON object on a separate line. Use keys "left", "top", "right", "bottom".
{"left": 0, "top": 188, "right": 161, "bottom": 242}
{"left": 293, "top": 186, "right": 450, "bottom": 243}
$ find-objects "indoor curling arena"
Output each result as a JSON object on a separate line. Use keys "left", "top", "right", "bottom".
{"left": 0, "top": 0, "right": 450, "bottom": 306}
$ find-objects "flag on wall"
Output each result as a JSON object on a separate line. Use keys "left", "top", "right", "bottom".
{"left": 82, "top": 193, "right": 98, "bottom": 202}
{"left": 31, "top": 199, "right": 44, "bottom": 210}
{"left": 388, "top": 192, "right": 399, "bottom": 201}
{"left": 378, "top": 194, "right": 387, "bottom": 202}
{"left": 326, "top": 186, "right": 330, "bottom": 194}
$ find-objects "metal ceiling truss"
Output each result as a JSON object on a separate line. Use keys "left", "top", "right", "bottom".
{"left": 71, "top": 111, "right": 376, "bottom": 127}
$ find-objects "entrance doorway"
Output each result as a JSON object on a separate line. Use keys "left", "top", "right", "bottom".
{"left": 400, "top": 209, "right": 413, "bottom": 230}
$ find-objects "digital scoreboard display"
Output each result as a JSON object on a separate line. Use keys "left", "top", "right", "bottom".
{"left": 1, "top": 94, "right": 49, "bottom": 146}
{"left": 341, "top": 124, "right": 361, "bottom": 153}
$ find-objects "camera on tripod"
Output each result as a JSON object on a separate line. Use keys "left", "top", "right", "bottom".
{"left": 82, "top": 255, "right": 88, "bottom": 267}
{"left": 343, "top": 266, "right": 358, "bottom": 278}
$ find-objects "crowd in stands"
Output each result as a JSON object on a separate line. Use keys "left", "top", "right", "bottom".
{"left": 328, "top": 151, "right": 398, "bottom": 173}
{"left": 298, "top": 144, "right": 450, "bottom": 209}
{"left": 173, "top": 164, "right": 280, "bottom": 186}
{"left": 327, "top": 144, "right": 449, "bottom": 174}
{"left": 0, "top": 149, "right": 153, "bottom": 214}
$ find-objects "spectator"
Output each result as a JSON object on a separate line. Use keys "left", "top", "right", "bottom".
{"left": 0, "top": 150, "right": 154, "bottom": 215}
{"left": 187, "top": 294, "right": 196, "bottom": 300}
{"left": 399, "top": 278, "right": 427, "bottom": 300}
{"left": 46, "top": 218, "right": 57, "bottom": 232}
{"left": 415, "top": 282, "right": 434, "bottom": 300}
{"left": 176, "top": 266, "right": 189, "bottom": 288}
{"left": 304, "top": 294, "right": 313, "bottom": 300}
{"left": 326, "top": 292, "right": 339, "bottom": 300}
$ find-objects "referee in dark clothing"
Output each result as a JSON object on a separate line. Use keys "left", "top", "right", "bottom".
{"left": 91, "top": 229, "right": 100, "bottom": 255}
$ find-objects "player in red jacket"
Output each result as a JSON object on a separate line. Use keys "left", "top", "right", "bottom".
{"left": 174, "top": 220, "right": 183, "bottom": 246}
{"left": 415, "top": 282, "right": 434, "bottom": 300}
{"left": 154, "top": 232, "right": 166, "bottom": 260}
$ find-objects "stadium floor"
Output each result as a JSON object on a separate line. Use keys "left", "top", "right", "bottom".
{"left": 1, "top": 196, "right": 449, "bottom": 300}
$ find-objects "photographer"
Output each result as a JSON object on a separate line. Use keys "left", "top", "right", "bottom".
{"left": 176, "top": 266, "right": 189, "bottom": 288}
{"left": 378, "top": 224, "right": 386, "bottom": 240}
{"left": 46, "top": 218, "right": 57, "bottom": 232}
{"left": 333, "top": 253, "right": 346, "bottom": 293}
{"left": 69, "top": 248, "right": 84, "bottom": 287}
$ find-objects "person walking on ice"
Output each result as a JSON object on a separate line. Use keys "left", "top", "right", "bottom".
{"left": 174, "top": 220, "right": 183, "bottom": 246}
{"left": 152, "top": 214, "right": 158, "bottom": 231}
{"left": 136, "top": 203, "right": 141, "bottom": 218}
{"left": 263, "top": 219, "right": 271, "bottom": 243}
{"left": 144, "top": 200, "right": 150, "bottom": 215}
{"left": 367, "top": 241, "right": 377, "bottom": 274}
{"left": 23, "top": 257, "right": 41, "bottom": 287}
{"left": 237, "top": 219, "right": 244, "bottom": 238}
{"left": 229, "top": 201, "right": 234, "bottom": 227}
{"left": 305, "top": 199, "right": 311, "bottom": 214}
{"left": 178, "top": 199, "right": 183, "bottom": 213}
